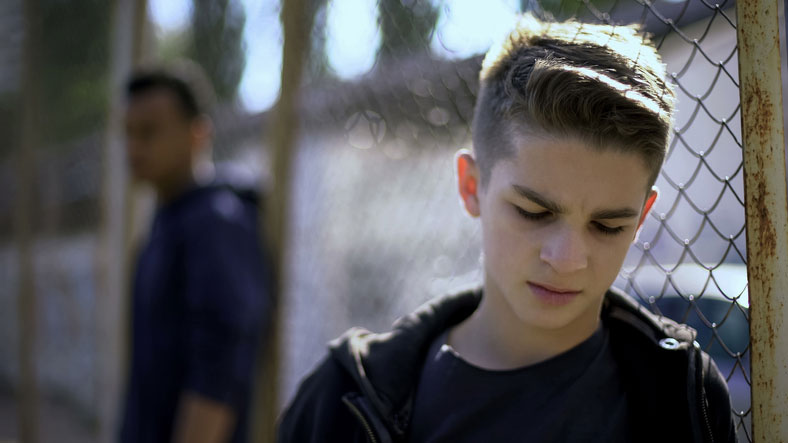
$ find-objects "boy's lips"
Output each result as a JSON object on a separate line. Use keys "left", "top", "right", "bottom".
{"left": 527, "top": 281, "right": 581, "bottom": 294}
{"left": 527, "top": 282, "right": 582, "bottom": 306}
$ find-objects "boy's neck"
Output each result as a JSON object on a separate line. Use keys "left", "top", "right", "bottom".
{"left": 155, "top": 167, "right": 197, "bottom": 205}
{"left": 448, "top": 285, "right": 602, "bottom": 371}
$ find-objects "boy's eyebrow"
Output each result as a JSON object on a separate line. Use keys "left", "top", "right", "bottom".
{"left": 512, "top": 184, "right": 640, "bottom": 219}
{"left": 590, "top": 208, "right": 640, "bottom": 220}
{"left": 512, "top": 184, "right": 565, "bottom": 213}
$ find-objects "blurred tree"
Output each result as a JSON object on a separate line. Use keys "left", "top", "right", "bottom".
{"left": 0, "top": 1, "right": 23, "bottom": 159}
{"left": 158, "top": 27, "right": 191, "bottom": 62}
{"left": 305, "top": 0, "right": 330, "bottom": 83}
{"left": 0, "top": 93, "right": 20, "bottom": 159}
{"left": 17, "top": 0, "right": 112, "bottom": 149}
{"left": 17, "top": 0, "right": 42, "bottom": 440}
{"left": 302, "top": 0, "right": 439, "bottom": 83}
{"left": 378, "top": 0, "right": 439, "bottom": 60}
{"left": 520, "top": 0, "right": 617, "bottom": 20}
{"left": 187, "top": 0, "right": 247, "bottom": 103}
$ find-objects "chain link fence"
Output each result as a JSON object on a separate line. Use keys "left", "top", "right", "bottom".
{"left": 1, "top": 0, "right": 109, "bottom": 441}
{"left": 0, "top": 0, "right": 777, "bottom": 442}
{"left": 280, "top": 1, "right": 753, "bottom": 441}
{"left": 608, "top": 3, "right": 751, "bottom": 440}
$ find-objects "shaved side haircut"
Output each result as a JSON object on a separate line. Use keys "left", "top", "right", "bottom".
{"left": 472, "top": 14, "right": 676, "bottom": 188}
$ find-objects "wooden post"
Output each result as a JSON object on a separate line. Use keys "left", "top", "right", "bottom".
{"left": 17, "top": 0, "right": 42, "bottom": 441}
{"left": 252, "top": 0, "right": 315, "bottom": 441}
{"left": 96, "top": 0, "right": 148, "bottom": 441}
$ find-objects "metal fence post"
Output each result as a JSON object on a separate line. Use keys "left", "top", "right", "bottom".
{"left": 736, "top": 0, "right": 788, "bottom": 440}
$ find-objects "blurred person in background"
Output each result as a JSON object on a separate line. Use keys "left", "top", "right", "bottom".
{"left": 277, "top": 14, "right": 734, "bottom": 443}
{"left": 120, "top": 61, "right": 272, "bottom": 443}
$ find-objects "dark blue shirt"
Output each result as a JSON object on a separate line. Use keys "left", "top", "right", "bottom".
{"left": 409, "top": 322, "right": 629, "bottom": 442}
{"left": 121, "top": 185, "right": 272, "bottom": 443}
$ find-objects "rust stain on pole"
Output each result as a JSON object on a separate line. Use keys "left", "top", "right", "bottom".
{"left": 737, "top": 0, "right": 788, "bottom": 440}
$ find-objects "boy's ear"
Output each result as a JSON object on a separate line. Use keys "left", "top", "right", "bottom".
{"left": 636, "top": 188, "right": 658, "bottom": 232}
{"left": 456, "top": 149, "right": 481, "bottom": 217}
{"left": 191, "top": 115, "right": 214, "bottom": 152}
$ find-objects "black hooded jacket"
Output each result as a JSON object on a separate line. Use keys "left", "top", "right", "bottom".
{"left": 277, "top": 287, "right": 736, "bottom": 443}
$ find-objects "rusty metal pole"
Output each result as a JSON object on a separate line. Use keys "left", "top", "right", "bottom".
{"left": 251, "top": 0, "right": 315, "bottom": 441}
{"left": 736, "top": 0, "right": 788, "bottom": 440}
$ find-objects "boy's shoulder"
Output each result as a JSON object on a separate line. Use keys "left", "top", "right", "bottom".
{"left": 603, "top": 286, "right": 698, "bottom": 347}
{"left": 327, "top": 287, "right": 701, "bottom": 390}
{"left": 183, "top": 184, "right": 256, "bottom": 227}
{"left": 603, "top": 287, "right": 736, "bottom": 442}
{"left": 159, "top": 184, "right": 261, "bottom": 249}
{"left": 279, "top": 287, "right": 735, "bottom": 442}
{"left": 277, "top": 288, "right": 482, "bottom": 442}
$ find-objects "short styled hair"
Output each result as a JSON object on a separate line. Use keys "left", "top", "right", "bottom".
{"left": 472, "top": 14, "right": 676, "bottom": 188}
{"left": 126, "top": 60, "right": 216, "bottom": 120}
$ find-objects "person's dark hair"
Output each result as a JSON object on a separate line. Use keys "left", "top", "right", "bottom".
{"left": 126, "top": 59, "right": 216, "bottom": 120}
{"left": 472, "top": 14, "right": 676, "bottom": 188}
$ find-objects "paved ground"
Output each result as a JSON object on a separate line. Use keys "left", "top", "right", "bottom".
{"left": 0, "top": 391, "right": 95, "bottom": 443}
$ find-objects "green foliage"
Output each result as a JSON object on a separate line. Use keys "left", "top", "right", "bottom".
{"left": 303, "top": 0, "right": 439, "bottom": 82}
{"left": 36, "top": 0, "right": 112, "bottom": 148}
{"left": 522, "top": 0, "right": 618, "bottom": 20}
{"left": 0, "top": 92, "right": 20, "bottom": 158}
{"left": 305, "top": 0, "right": 330, "bottom": 83}
{"left": 378, "top": 0, "right": 439, "bottom": 60}
{"left": 187, "top": 0, "right": 247, "bottom": 103}
{"left": 157, "top": 27, "right": 191, "bottom": 62}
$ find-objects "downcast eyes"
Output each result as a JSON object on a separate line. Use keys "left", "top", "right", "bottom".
{"left": 513, "top": 205, "right": 625, "bottom": 235}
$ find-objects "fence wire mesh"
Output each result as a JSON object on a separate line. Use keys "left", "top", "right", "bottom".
{"left": 1, "top": 0, "right": 108, "bottom": 440}
{"left": 0, "top": 0, "right": 757, "bottom": 441}
{"left": 280, "top": 1, "right": 752, "bottom": 441}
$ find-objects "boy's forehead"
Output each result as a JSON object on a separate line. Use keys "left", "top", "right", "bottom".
{"left": 127, "top": 88, "right": 187, "bottom": 119}
{"left": 490, "top": 134, "right": 653, "bottom": 206}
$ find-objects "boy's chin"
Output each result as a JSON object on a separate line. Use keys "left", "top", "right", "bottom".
{"left": 502, "top": 292, "right": 585, "bottom": 330}
{"left": 128, "top": 166, "right": 155, "bottom": 182}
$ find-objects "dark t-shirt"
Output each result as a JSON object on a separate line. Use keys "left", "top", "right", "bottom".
{"left": 409, "top": 322, "right": 629, "bottom": 442}
{"left": 120, "top": 185, "right": 272, "bottom": 443}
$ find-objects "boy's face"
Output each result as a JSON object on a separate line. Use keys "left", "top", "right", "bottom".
{"left": 458, "top": 135, "right": 656, "bottom": 333}
{"left": 124, "top": 89, "right": 204, "bottom": 185}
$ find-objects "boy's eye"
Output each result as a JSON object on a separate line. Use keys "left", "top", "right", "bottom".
{"left": 513, "top": 205, "right": 626, "bottom": 235}
{"left": 593, "top": 221, "right": 625, "bottom": 235}
{"left": 514, "top": 205, "right": 551, "bottom": 221}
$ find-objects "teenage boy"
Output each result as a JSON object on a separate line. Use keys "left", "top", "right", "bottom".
{"left": 277, "top": 15, "right": 735, "bottom": 443}
{"left": 120, "top": 63, "right": 272, "bottom": 443}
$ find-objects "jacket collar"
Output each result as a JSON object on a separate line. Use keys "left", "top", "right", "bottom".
{"left": 602, "top": 286, "right": 698, "bottom": 348}
{"left": 328, "top": 286, "right": 698, "bottom": 437}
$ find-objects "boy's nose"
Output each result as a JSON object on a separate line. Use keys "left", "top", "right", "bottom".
{"left": 539, "top": 228, "right": 589, "bottom": 274}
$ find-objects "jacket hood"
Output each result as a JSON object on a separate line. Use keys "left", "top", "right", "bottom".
{"left": 328, "top": 286, "right": 699, "bottom": 436}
